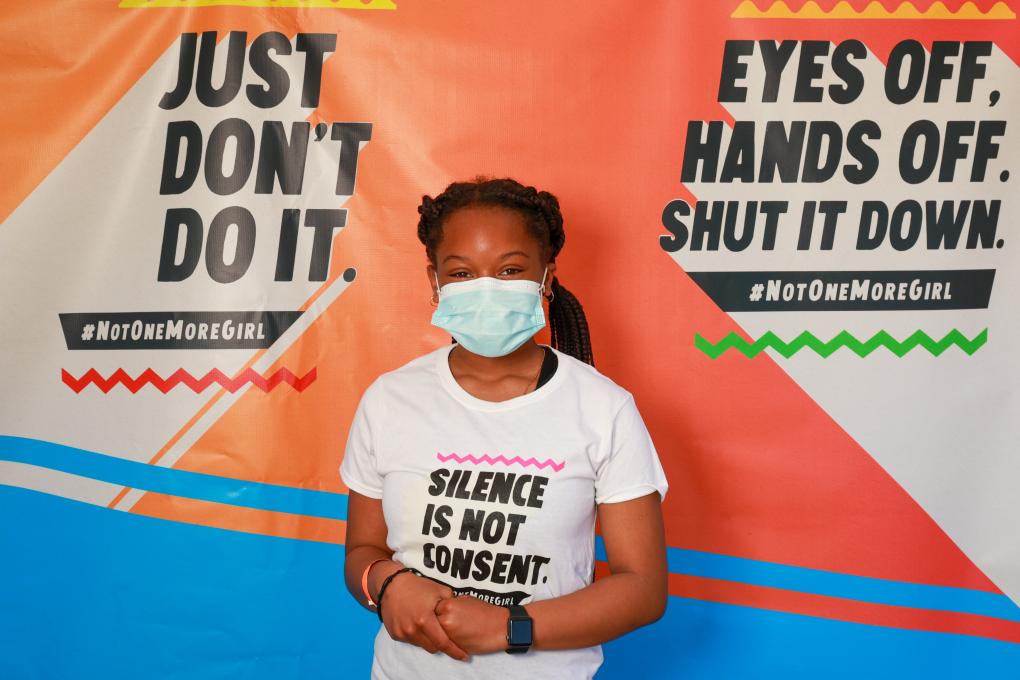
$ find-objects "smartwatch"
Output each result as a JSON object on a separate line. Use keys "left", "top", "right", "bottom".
{"left": 505, "top": 604, "right": 533, "bottom": 654}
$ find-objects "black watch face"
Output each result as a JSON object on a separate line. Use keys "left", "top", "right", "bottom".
{"left": 509, "top": 617, "right": 533, "bottom": 645}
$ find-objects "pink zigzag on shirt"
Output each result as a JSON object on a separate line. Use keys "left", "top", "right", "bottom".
{"left": 436, "top": 451, "right": 566, "bottom": 472}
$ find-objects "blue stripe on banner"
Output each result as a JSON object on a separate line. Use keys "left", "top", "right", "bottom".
{"left": 0, "top": 435, "right": 346, "bottom": 520}
{"left": 3, "top": 435, "right": 1019, "bottom": 626}
{"left": 599, "top": 594, "right": 1020, "bottom": 679}
{"left": 1, "top": 484, "right": 1018, "bottom": 680}
{"left": 595, "top": 537, "right": 1020, "bottom": 624}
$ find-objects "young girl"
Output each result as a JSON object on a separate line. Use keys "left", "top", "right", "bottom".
{"left": 340, "top": 177, "right": 669, "bottom": 679}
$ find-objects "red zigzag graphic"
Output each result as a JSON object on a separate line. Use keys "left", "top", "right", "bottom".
{"left": 61, "top": 367, "right": 317, "bottom": 394}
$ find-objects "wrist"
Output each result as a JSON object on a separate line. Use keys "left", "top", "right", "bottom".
{"left": 367, "top": 559, "right": 403, "bottom": 603}
{"left": 493, "top": 605, "right": 511, "bottom": 651}
{"left": 375, "top": 566, "right": 423, "bottom": 623}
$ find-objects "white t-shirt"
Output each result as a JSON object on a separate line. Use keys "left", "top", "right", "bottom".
{"left": 339, "top": 342, "right": 669, "bottom": 680}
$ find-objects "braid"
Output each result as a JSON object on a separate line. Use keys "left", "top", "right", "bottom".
{"left": 548, "top": 277, "right": 594, "bottom": 366}
{"left": 417, "top": 176, "right": 594, "bottom": 366}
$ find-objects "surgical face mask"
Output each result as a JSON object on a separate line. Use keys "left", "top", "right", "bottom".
{"left": 431, "top": 266, "right": 548, "bottom": 358}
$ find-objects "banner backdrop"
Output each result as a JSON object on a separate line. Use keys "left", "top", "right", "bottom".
{"left": 2, "top": 1, "right": 1018, "bottom": 677}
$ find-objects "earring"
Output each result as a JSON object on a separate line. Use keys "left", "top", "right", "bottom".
{"left": 429, "top": 291, "right": 439, "bottom": 307}
{"left": 545, "top": 290, "right": 555, "bottom": 303}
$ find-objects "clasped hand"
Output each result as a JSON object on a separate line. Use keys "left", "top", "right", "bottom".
{"left": 379, "top": 571, "right": 510, "bottom": 661}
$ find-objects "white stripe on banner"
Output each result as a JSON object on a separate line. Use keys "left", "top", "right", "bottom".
{"left": 113, "top": 267, "right": 358, "bottom": 512}
{"left": 0, "top": 461, "right": 123, "bottom": 506}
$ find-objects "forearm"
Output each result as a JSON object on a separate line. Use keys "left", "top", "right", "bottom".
{"left": 525, "top": 570, "right": 667, "bottom": 651}
{"left": 344, "top": 543, "right": 405, "bottom": 611}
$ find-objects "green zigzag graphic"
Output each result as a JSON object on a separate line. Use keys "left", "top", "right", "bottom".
{"left": 695, "top": 328, "right": 988, "bottom": 359}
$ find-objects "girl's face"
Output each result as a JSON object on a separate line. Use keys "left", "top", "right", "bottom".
{"left": 426, "top": 204, "right": 555, "bottom": 295}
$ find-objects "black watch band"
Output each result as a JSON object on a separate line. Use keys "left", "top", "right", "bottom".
{"left": 505, "top": 603, "right": 533, "bottom": 654}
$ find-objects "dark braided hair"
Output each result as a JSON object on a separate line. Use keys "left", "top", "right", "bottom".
{"left": 417, "top": 176, "right": 594, "bottom": 366}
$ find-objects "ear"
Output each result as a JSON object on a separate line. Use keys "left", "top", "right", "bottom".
{"left": 544, "top": 260, "right": 557, "bottom": 290}
{"left": 426, "top": 262, "right": 439, "bottom": 297}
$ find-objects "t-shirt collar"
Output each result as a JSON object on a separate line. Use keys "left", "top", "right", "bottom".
{"left": 435, "top": 343, "right": 568, "bottom": 411}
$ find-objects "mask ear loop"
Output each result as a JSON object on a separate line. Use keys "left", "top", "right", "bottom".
{"left": 431, "top": 270, "right": 441, "bottom": 306}
{"left": 540, "top": 264, "right": 554, "bottom": 302}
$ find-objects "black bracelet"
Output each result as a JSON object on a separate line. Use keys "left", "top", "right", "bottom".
{"left": 376, "top": 567, "right": 422, "bottom": 622}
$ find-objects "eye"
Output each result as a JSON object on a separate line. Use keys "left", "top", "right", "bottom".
{"left": 449, "top": 271, "right": 471, "bottom": 278}
{"left": 499, "top": 267, "right": 523, "bottom": 276}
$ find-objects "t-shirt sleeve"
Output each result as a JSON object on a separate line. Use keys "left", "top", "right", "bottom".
{"left": 594, "top": 394, "right": 669, "bottom": 505}
{"left": 339, "top": 382, "right": 385, "bottom": 499}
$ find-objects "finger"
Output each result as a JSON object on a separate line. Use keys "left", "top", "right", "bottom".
{"left": 422, "top": 613, "right": 469, "bottom": 661}
{"left": 403, "top": 619, "right": 439, "bottom": 654}
{"left": 410, "top": 630, "right": 439, "bottom": 655}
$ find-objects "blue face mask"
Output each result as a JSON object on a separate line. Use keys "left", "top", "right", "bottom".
{"left": 431, "top": 266, "right": 548, "bottom": 357}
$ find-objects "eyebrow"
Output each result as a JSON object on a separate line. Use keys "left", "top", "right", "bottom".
{"left": 441, "top": 250, "right": 531, "bottom": 264}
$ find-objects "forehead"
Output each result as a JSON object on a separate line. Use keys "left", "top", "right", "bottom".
{"left": 437, "top": 204, "right": 542, "bottom": 257}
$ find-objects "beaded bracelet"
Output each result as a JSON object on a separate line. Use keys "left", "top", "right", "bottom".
{"left": 376, "top": 567, "right": 422, "bottom": 622}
